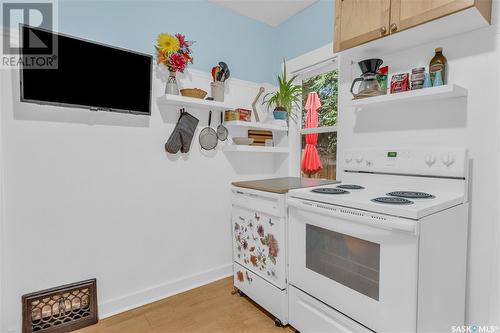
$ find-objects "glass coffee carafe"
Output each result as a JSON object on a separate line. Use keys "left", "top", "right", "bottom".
{"left": 350, "top": 58, "right": 384, "bottom": 99}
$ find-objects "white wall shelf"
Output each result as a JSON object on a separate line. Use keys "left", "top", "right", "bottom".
{"left": 223, "top": 145, "right": 289, "bottom": 154}
{"left": 224, "top": 120, "right": 288, "bottom": 132}
{"left": 157, "top": 94, "right": 238, "bottom": 111}
{"left": 351, "top": 84, "right": 467, "bottom": 108}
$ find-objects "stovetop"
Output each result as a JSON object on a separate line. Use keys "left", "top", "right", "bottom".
{"left": 372, "top": 196, "right": 414, "bottom": 205}
{"left": 289, "top": 181, "right": 466, "bottom": 219}
{"left": 311, "top": 188, "right": 349, "bottom": 194}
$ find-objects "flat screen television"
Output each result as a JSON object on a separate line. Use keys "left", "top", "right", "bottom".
{"left": 20, "top": 25, "right": 152, "bottom": 115}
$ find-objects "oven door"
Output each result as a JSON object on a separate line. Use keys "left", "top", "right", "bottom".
{"left": 288, "top": 197, "right": 419, "bottom": 333}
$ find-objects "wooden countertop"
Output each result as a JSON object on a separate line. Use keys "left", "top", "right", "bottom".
{"left": 232, "top": 177, "right": 339, "bottom": 194}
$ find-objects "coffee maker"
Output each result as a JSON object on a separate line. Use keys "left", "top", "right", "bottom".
{"left": 350, "top": 58, "right": 384, "bottom": 99}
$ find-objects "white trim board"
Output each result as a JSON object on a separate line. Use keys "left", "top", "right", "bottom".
{"left": 100, "top": 263, "right": 232, "bottom": 319}
{"left": 300, "top": 125, "right": 338, "bottom": 135}
{"left": 286, "top": 43, "right": 336, "bottom": 75}
{"left": 7, "top": 264, "right": 232, "bottom": 333}
{"left": 286, "top": 43, "right": 339, "bottom": 178}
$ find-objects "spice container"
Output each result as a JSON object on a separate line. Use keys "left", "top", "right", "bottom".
{"left": 376, "top": 66, "right": 388, "bottom": 94}
{"left": 237, "top": 108, "right": 252, "bottom": 122}
{"left": 411, "top": 67, "right": 425, "bottom": 90}
{"left": 224, "top": 109, "right": 239, "bottom": 121}
{"left": 390, "top": 73, "right": 410, "bottom": 94}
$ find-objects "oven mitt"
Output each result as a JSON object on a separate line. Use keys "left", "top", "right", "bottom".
{"left": 165, "top": 111, "right": 199, "bottom": 154}
{"left": 165, "top": 121, "right": 183, "bottom": 154}
{"left": 179, "top": 112, "right": 199, "bottom": 153}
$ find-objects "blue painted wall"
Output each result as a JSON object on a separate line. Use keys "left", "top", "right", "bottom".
{"left": 275, "top": 0, "right": 334, "bottom": 62}
{"left": 58, "top": 0, "right": 279, "bottom": 83}
{"left": 57, "top": 0, "right": 333, "bottom": 83}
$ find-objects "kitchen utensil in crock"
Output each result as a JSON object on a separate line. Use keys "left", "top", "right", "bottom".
{"left": 351, "top": 58, "right": 384, "bottom": 98}
{"left": 211, "top": 67, "right": 217, "bottom": 81}
{"left": 216, "top": 111, "right": 228, "bottom": 141}
{"left": 219, "top": 61, "right": 228, "bottom": 71}
{"left": 217, "top": 68, "right": 224, "bottom": 81}
{"left": 199, "top": 110, "right": 218, "bottom": 150}
{"left": 217, "top": 62, "right": 230, "bottom": 82}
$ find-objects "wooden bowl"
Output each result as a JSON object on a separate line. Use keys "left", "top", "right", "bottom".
{"left": 180, "top": 88, "right": 207, "bottom": 99}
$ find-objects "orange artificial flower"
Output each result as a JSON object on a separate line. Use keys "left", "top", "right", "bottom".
{"left": 157, "top": 49, "right": 166, "bottom": 65}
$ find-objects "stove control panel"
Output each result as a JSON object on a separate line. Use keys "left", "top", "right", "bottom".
{"left": 342, "top": 148, "right": 468, "bottom": 178}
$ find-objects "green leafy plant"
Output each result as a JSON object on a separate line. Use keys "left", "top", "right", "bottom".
{"left": 263, "top": 59, "right": 302, "bottom": 119}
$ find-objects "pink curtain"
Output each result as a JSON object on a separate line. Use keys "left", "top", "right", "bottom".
{"left": 301, "top": 92, "right": 323, "bottom": 176}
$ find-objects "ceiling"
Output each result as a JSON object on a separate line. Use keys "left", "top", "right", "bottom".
{"left": 210, "top": 0, "right": 318, "bottom": 27}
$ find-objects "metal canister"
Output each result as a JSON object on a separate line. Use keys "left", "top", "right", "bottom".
{"left": 411, "top": 67, "right": 426, "bottom": 90}
{"left": 224, "top": 109, "right": 239, "bottom": 121}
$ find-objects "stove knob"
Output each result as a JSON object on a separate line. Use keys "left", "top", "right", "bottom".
{"left": 442, "top": 153, "right": 455, "bottom": 167}
{"left": 345, "top": 154, "right": 353, "bottom": 164}
{"left": 425, "top": 154, "right": 436, "bottom": 167}
{"left": 355, "top": 155, "right": 364, "bottom": 164}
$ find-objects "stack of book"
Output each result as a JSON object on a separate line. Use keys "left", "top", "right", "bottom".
{"left": 248, "top": 130, "right": 273, "bottom": 146}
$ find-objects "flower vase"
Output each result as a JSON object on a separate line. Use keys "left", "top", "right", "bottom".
{"left": 165, "top": 71, "right": 179, "bottom": 95}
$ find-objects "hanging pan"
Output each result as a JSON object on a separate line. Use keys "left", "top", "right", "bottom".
{"left": 199, "top": 110, "right": 218, "bottom": 150}
{"left": 217, "top": 111, "right": 228, "bottom": 141}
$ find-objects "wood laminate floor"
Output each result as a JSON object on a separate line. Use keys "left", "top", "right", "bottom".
{"left": 75, "top": 277, "right": 294, "bottom": 333}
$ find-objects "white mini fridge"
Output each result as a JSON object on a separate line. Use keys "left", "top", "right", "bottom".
{"left": 231, "top": 177, "right": 338, "bottom": 327}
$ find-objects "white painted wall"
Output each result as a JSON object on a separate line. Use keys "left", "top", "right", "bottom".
{"left": 336, "top": 25, "right": 499, "bottom": 327}
{"left": 0, "top": 67, "right": 284, "bottom": 332}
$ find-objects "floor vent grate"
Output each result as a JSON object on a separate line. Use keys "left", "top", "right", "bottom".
{"left": 22, "top": 279, "right": 98, "bottom": 333}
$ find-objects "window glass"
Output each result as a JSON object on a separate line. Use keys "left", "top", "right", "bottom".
{"left": 301, "top": 132, "right": 337, "bottom": 180}
{"left": 301, "top": 70, "right": 338, "bottom": 129}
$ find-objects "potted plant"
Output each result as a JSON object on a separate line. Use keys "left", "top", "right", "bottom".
{"left": 263, "top": 59, "right": 301, "bottom": 120}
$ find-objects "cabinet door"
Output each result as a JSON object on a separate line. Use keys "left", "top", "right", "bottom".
{"left": 334, "top": 0, "right": 391, "bottom": 52}
{"left": 390, "top": 0, "right": 476, "bottom": 33}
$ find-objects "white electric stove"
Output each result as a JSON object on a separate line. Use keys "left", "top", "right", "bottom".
{"left": 287, "top": 148, "right": 469, "bottom": 333}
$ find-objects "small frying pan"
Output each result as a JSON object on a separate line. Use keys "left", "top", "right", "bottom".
{"left": 199, "top": 110, "right": 218, "bottom": 150}
{"left": 217, "top": 112, "right": 228, "bottom": 141}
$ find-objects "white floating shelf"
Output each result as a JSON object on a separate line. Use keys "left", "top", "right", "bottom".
{"left": 350, "top": 84, "right": 467, "bottom": 108}
{"left": 224, "top": 120, "right": 288, "bottom": 132}
{"left": 157, "top": 94, "right": 238, "bottom": 111}
{"left": 223, "top": 145, "right": 289, "bottom": 154}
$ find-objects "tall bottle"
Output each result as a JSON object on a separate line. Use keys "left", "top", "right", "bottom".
{"left": 429, "top": 47, "right": 447, "bottom": 85}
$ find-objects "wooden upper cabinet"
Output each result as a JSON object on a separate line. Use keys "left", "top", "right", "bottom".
{"left": 334, "top": 0, "right": 492, "bottom": 52}
{"left": 390, "top": 0, "right": 491, "bottom": 33}
{"left": 334, "top": 0, "right": 391, "bottom": 53}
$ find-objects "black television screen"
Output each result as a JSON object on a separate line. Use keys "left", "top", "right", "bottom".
{"left": 20, "top": 25, "right": 152, "bottom": 115}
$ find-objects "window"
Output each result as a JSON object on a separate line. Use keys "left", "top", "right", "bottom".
{"left": 297, "top": 61, "right": 338, "bottom": 180}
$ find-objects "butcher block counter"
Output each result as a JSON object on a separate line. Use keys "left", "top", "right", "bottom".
{"left": 232, "top": 177, "right": 339, "bottom": 194}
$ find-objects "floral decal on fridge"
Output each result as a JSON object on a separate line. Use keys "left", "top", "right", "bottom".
{"left": 235, "top": 270, "right": 254, "bottom": 284}
{"left": 234, "top": 211, "right": 279, "bottom": 281}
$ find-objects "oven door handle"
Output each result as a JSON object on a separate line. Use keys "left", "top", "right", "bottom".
{"left": 287, "top": 197, "right": 417, "bottom": 234}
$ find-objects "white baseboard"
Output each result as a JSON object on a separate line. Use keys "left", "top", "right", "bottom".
{"left": 99, "top": 263, "right": 233, "bottom": 319}
{"left": 7, "top": 264, "right": 233, "bottom": 333}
